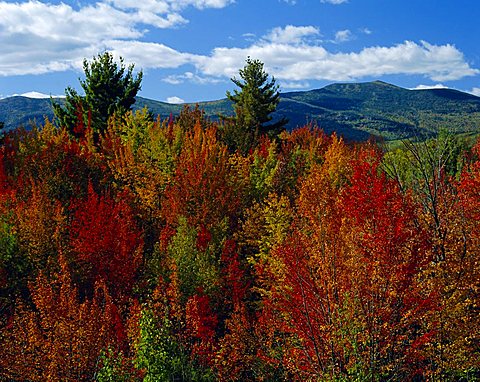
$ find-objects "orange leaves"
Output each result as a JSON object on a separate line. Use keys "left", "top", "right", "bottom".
{"left": 162, "top": 121, "right": 240, "bottom": 229}
{"left": 258, "top": 144, "right": 437, "bottom": 379}
{"left": 12, "top": 182, "right": 67, "bottom": 269}
{"left": 339, "top": 153, "right": 434, "bottom": 375}
{"left": 0, "top": 256, "right": 124, "bottom": 381}
{"left": 1, "top": 106, "right": 480, "bottom": 380}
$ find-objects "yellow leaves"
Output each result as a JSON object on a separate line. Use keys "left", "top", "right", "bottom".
{"left": 322, "top": 134, "right": 353, "bottom": 188}
{"left": 239, "top": 193, "right": 293, "bottom": 285}
{"left": 0, "top": 255, "right": 123, "bottom": 381}
{"left": 13, "top": 183, "right": 67, "bottom": 267}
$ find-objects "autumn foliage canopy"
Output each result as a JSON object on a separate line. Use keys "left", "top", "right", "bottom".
{"left": 0, "top": 107, "right": 478, "bottom": 381}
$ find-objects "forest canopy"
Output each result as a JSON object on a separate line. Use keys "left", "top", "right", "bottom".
{"left": 0, "top": 55, "right": 479, "bottom": 381}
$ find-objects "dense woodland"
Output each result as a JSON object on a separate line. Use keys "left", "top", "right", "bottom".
{"left": 0, "top": 54, "right": 479, "bottom": 381}
{"left": 0, "top": 108, "right": 478, "bottom": 381}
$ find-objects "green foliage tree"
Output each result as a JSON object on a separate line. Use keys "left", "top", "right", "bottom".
{"left": 135, "top": 309, "right": 214, "bottom": 382}
{"left": 225, "top": 57, "right": 287, "bottom": 152}
{"left": 53, "top": 52, "right": 142, "bottom": 138}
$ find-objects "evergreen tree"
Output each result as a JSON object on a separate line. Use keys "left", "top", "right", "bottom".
{"left": 0, "top": 121, "right": 4, "bottom": 143}
{"left": 225, "top": 57, "right": 287, "bottom": 151}
{"left": 53, "top": 52, "right": 142, "bottom": 138}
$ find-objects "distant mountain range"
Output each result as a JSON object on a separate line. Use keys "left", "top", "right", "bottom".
{"left": 2, "top": 81, "right": 480, "bottom": 141}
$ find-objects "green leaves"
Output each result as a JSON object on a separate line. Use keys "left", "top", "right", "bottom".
{"left": 53, "top": 52, "right": 142, "bottom": 138}
{"left": 1, "top": 86, "right": 480, "bottom": 381}
{"left": 225, "top": 57, "right": 288, "bottom": 152}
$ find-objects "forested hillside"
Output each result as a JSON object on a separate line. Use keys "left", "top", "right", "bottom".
{"left": 2, "top": 81, "right": 480, "bottom": 141}
{"left": 0, "top": 107, "right": 479, "bottom": 381}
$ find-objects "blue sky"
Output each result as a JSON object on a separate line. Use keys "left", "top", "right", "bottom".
{"left": 0, "top": 0, "right": 479, "bottom": 103}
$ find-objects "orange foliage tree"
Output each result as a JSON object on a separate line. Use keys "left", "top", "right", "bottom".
{"left": 0, "top": 256, "right": 124, "bottom": 381}
{"left": 257, "top": 145, "right": 437, "bottom": 380}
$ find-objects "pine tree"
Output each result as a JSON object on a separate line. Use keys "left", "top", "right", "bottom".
{"left": 225, "top": 57, "right": 287, "bottom": 151}
{"left": 53, "top": 52, "right": 142, "bottom": 139}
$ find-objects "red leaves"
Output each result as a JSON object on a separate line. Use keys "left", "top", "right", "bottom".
{"left": 185, "top": 293, "right": 218, "bottom": 367}
{"left": 1, "top": 110, "right": 479, "bottom": 380}
{"left": 196, "top": 225, "right": 212, "bottom": 252}
{"left": 221, "top": 239, "right": 249, "bottom": 307}
{"left": 257, "top": 147, "right": 437, "bottom": 379}
{"left": 0, "top": 150, "right": 9, "bottom": 196}
{"left": 70, "top": 184, "right": 143, "bottom": 300}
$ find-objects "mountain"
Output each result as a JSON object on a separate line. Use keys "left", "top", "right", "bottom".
{"left": 0, "top": 96, "right": 59, "bottom": 132}
{"left": 284, "top": 81, "right": 480, "bottom": 140}
{"left": 2, "top": 81, "right": 480, "bottom": 141}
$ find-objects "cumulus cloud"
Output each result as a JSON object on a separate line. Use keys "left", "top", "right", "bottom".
{"left": 0, "top": 0, "right": 478, "bottom": 90}
{"left": 469, "top": 88, "right": 480, "bottom": 97}
{"left": 193, "top": 40, "right": 479, "bottom": 83}
{"left": 162, "top": 71, "right": 224, "bottom": 84}
{"left": 264, "top": 25, "right": 320, "bottom": 45}
{"left": 0, "top": 0, "right": 232, "bottom": 76}
{"left": 334, "top": 29, "right": 352, "bottom": 43}
{"left": 107, "top": 40, "right": 196, "bottom": 69}
{"left": 166, "top": 96, "right": 185, "bottom": 103}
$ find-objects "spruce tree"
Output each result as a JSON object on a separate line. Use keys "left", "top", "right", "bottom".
{"left": 53, "top": 52, "right": 142, "bottom": 138}
{"left": 225, "top": 57, "right": 287, "bottom": 151}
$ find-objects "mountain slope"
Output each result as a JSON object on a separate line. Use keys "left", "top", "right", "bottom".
{"left": 279, "top": 81, "right": 480, "bottom": 140}
{"left": 2, "top": 81, "right": 480, "bottom": 141}
{"left": 0, "top": 96, "right": 58, "bottom": 132}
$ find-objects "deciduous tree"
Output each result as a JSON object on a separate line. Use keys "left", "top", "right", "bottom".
{"left": 0, "top": 256, "right": 124, "bottom": 381}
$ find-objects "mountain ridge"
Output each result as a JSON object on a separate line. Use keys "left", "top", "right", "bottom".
{"left": 2, "top": 81, "right": 480, "bottom": 141}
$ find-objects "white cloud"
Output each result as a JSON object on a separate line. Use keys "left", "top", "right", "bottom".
{"left": 321, "top": 0, "right": 348, "bottom": 4}
{"left": 0, "top": 0, "right": 233, "bottom": 76}
{"left": 162, "top": 71, "right": 224, "bottom": 84}
{"left": 107, "top": 40, "right": 196, "bottom": 69}
{"left": 469, "top": 87, "right": 480, "bottom": 97}
{"left": 411, "top": 84, "right": 448, "bottom": 90}
{"left": 166, "top": 96, "right": 185, "bottom": 103}
{"left": 360, "top": 27, "right": 372, "bottom": 35}
{"left": 169, "top": 0, "right": 234, "bottom": 11}
{"left": 107, "top": 0, "right": 233, "bottom": 13}
{"left": 279, "top": 81, "right": 310, "bottom": 90}
{"left": 264, "top": 25, "right": 320, "bottom": 45}
{"left": 193, "top": 40, "right": 479, "bottom": 83}
{"left": 334, "top": 29, "right": 352, "bottom": 43}
{"left": 0, "top": 0, "right": 477, "bottom": 91}
{"left": 7, "top": 91, "right": 65, "bottom": 98}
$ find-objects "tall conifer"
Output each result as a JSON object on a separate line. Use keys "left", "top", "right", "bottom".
{"left": 225, "top": 57, "right": 287, "bottom": 151}
{"left": 53, "top": 52, "right": 142, "bottom": 138}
